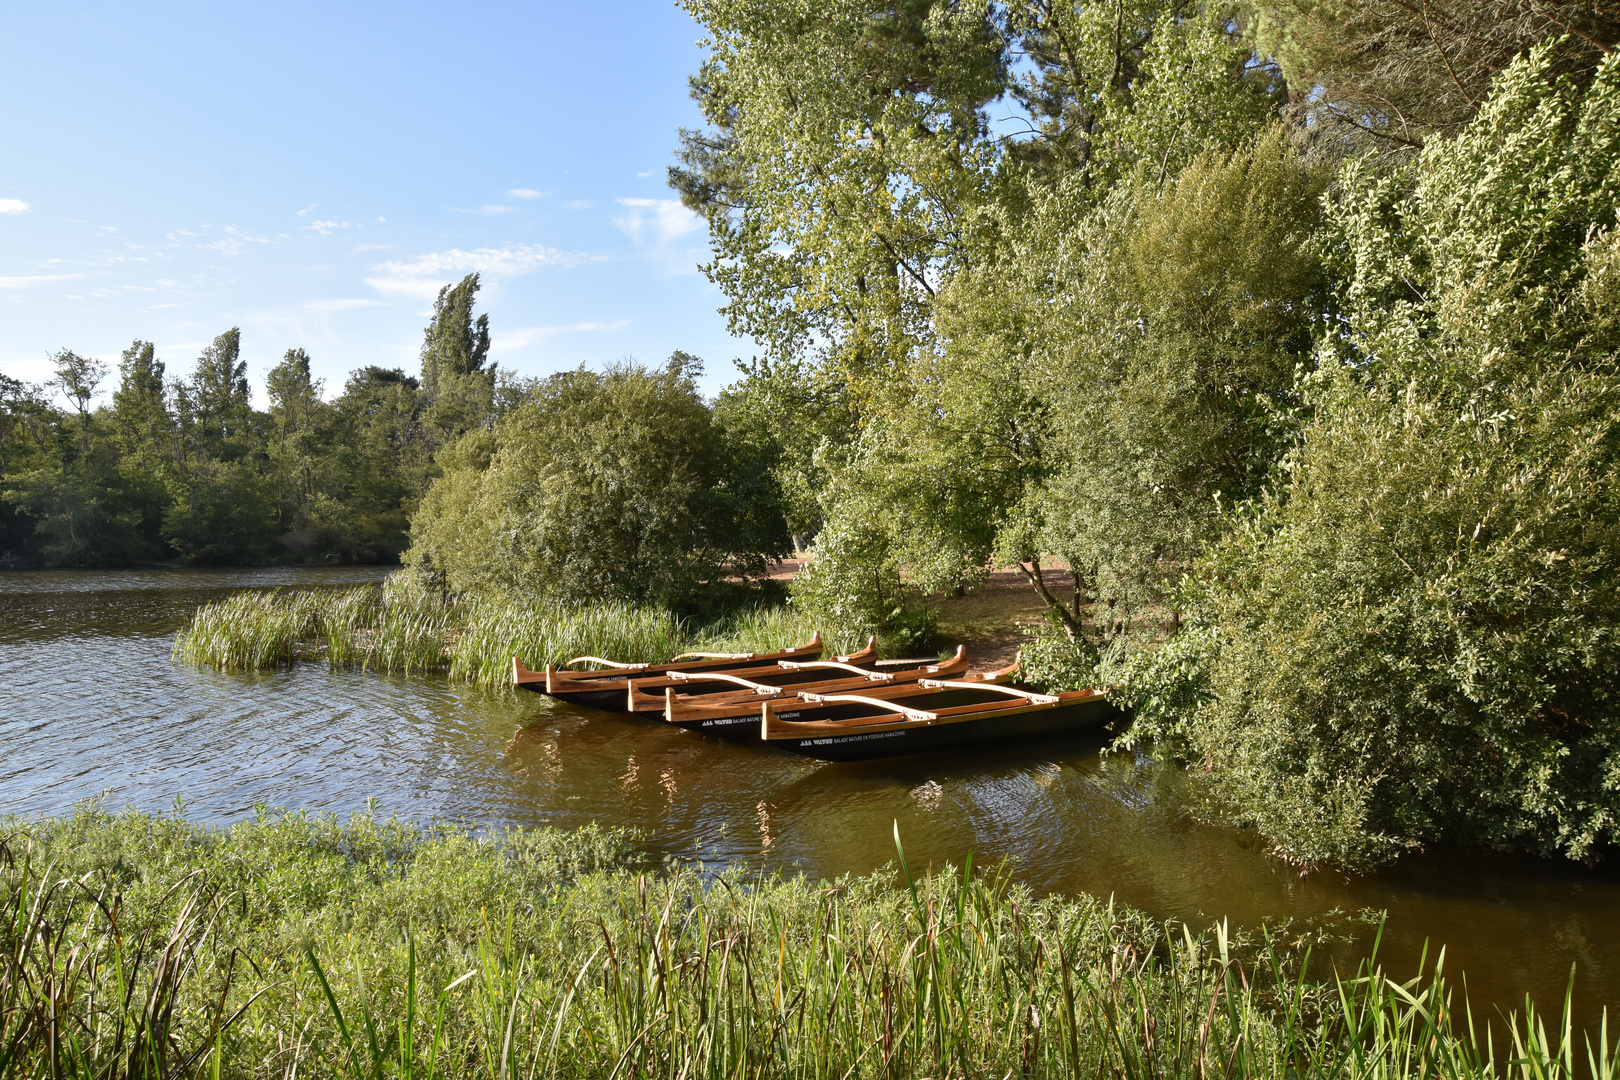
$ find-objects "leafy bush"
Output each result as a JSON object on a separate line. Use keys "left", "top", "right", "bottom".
{"left": 405, "top": 354, "right": 789, "bottom": 609}
{"left": 1181, "top": 50, "right": 1620, "bottom": 869}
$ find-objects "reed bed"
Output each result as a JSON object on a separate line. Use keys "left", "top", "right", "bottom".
{"left": 2, "top": 807, "right": 1612, "bottom": 1080}
{"left": 173, "top": 583, "right": 874, "bottom": 685}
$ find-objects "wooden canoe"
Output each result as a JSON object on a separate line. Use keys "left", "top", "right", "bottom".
{"left": 659, "top": 651, "right": 1021, "bottom": 739}
{"left": 512, "top": 632, "right": 831, "bottom": 712}
{"left": 613, "top": 637, "right": 894, "bottom": 713}
{"left": 757, "top": 680, "right": 1120, "bottom": 761}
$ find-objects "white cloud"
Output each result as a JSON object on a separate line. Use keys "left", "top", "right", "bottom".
{"left": 613, "top": 198, "right": 703, "bottom": 247}
{"left": 365, "top": 243, "right": 601, "bottom": 297}
{"left": 450, "top": 204, "right": 514, "bottom": 215}
{"left": 306, "top": 298, "right": 388, "bottom": 312}
{"left": 0, "top": 273, "right": 80, "bottom": 289}
{"left": 566, "top": 199, "right": 594, "bottom": 210}
{"left": 306, "top": 219, "right": 351, "bottom": 235}
{"left": 296, "top": 203, "right": 318, "bottom": 217}
{"left": 491, "top": 319, "right": 631, "bottom": 353}
{"left": 508, "top": 188, "right": 544, "bottom": 199}
{"left": 0, "top": 198, "right": 30, "bottom": 214}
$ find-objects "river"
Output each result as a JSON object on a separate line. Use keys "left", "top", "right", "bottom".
{"left": 2, "top": 566, "right": 1615, "bottom": 1028}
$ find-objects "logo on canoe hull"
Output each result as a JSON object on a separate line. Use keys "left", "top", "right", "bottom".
{"left": 802, "top": 730, "right": 905, "bottom": 747}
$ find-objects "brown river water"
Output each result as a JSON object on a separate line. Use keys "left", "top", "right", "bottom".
{"left": 2, "top": 567, "right": 1615, "bottom": 1030}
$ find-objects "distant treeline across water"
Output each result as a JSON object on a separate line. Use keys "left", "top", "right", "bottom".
{"left": 0, "top": 273, "right": 511, "bottom": 568}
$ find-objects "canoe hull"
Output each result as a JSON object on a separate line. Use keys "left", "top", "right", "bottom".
{"left": 670, "top": 685, "right": 991, "bottom": 740}
{"left": 766, "top": 695, "right": 1122, "bottom": 761}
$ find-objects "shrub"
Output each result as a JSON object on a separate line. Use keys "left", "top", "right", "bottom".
{"left": 1181, "top": 50, "right": 1620, "bottom": 869}
{"left": 405, "top": 354, "right": 789, "bottom": 609}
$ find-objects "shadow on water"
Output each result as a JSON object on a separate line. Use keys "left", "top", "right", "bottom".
{"left": 3, "top": 566, "right": 1617, "bottom": 1031}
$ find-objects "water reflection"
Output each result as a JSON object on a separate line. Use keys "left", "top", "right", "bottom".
{"left": 1, "top": 567, "right": 1615, "bottom": 1026}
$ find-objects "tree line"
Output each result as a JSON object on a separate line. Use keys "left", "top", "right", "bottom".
{"left": 0, "top": 275, "right": 521, "bottom": 566}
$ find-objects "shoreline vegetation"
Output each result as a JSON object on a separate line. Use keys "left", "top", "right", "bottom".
{"left": 3, "top": 806, "right": 1613, "bottom": 1079}
{"left": 170, "top": 580, "right": 870, "bottom": 685}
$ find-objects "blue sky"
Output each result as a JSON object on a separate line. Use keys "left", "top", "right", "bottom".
{"left": 0, "top": 1, "right": 739, "bottom": 404}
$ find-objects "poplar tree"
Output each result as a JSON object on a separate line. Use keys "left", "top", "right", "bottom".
{"left": 419, "top": 273, "right": 494, "bottom": 446}
{"left": 112, "top": 341, "right": 170, "bottom": 468}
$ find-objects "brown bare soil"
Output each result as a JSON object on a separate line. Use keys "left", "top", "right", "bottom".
{"left": 926, "top": 569, "right": 1053, "bottom": 668}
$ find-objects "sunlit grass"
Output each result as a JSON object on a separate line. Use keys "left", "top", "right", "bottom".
{"left": 3, "top": 807, "right": 1611, "bottom": 1080}
{"left": 172, "top": 583, "right": 852, "bottom": 685}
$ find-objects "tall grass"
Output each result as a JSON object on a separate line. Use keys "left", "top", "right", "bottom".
{"left": 2, "top": 808, "right": 1612, "bottom": 1080}
{"left": 173, "top": 582, "right": 872, "bottom": 685}
{"left": 448, "top": 599, "right": 689, "bottom": 684}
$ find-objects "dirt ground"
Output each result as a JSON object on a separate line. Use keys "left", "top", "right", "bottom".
{"left": 765, "top": 559, "right": 1054, "bottom": 670}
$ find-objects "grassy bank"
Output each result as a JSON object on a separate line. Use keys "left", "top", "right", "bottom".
{"left": 2, "top": 808, "right": 1611, "bottom": 1080}
{"left": 171, "top": 581, "right": 866, "bottom": 685}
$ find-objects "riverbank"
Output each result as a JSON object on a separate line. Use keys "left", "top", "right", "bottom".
{"left": 4, "top": 807, "right": 1606, "bottom": 1079}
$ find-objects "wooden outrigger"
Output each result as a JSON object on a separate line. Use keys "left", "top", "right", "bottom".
{"left": 513, "top": 632, "right": 827, "bottom": 712}
{"left": 658, "top": 651, "right": 1021, "bottom": 739}
{"left": 757, "top": 678, "right": 1119, "bottom": 761}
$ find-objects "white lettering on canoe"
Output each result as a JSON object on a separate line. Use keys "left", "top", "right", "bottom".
{"left": 802, "top": 731, "right": 906, "bottom": 746}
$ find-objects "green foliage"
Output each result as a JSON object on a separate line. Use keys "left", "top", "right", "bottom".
{"left": 789, "top": 501, "right": 940, "bottom": 654}
{"left": 405, "top": 354, "right": 788, "bottom": 609}
{"left": 1243, "top": 0, "right": 1617, "bottom": 143}
{"left": 1180, "top": 51, "right": 1620, "bottom": 869}
{"left": 1018, "top": 127, "right": 1329, "bottom": 646}
{"left": 419, "top": 272, "right": 495, "bottom": 446}
{"left": 3, "top": 807, "right": 1612, "bottom": 1079}
{"left": 0, "top": 285, "right": 489, "bottom": 567}
{"left": 711, "top": 355, "right": 854, "bottom": 541}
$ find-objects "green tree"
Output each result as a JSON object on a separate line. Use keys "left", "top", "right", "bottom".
{"left": 1150, "top": 49, "right": 1620, "bottom": 869}
{"left": 406, "top": 354, "right": 788, "bottom": 608}
{"left": 267, "top": 347, "right": 353, "bottom": 560}
{"left": 46, "top": 349, "right": 107, "bottom": 460}
{"left": 108, "top": 339, "right": 174, "bottom": 551}
{"left": 332, "top": 366, "right": 424, "bottom": 560}
{"left": 164, "top": 329, "right": 272, "bottom": 563}
{"left": 419, "top": 273, "right": 494, "bottom": 446}
{"left": 676, "top": 0, "right": 1287, "bottom": 641}
{"left": 188, "top": 327, "right": 253, "bottom": 457}
{"left": 1245, "top": 0, "right": 1618, "bottom": 145}
{"left": 111, "top": 341, "right": 170, "bottom": 467}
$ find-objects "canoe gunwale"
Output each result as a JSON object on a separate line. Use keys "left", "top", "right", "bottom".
{"left": 760, "top": 688, "right": 1110, "bottom": 740}
{"left": 658, "top": 651, "right": 978, "bottom": 723}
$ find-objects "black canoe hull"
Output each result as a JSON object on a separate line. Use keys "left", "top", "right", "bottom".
{"left": 766, "top": 696, "right": 1122, "bottom": 761}
{"left": 534, "top": 687, "right": 638, "bottom": 711}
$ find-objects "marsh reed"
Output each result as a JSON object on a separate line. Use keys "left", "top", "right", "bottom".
{"left": 172, "top": 581, "right": 869, "bottom": 685}
{"left": 3, "top": 808, "right": 1612, "bottom": 1080}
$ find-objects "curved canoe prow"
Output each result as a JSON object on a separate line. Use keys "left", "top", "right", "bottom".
{"left": 961, "top": 649, "right": 1020, "bottom": 684}
{"left": 834, "top": 634, "right": 877, "bottom": 665}
{"left": 513, "top": 657, "right": 546, "bottom": 690}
